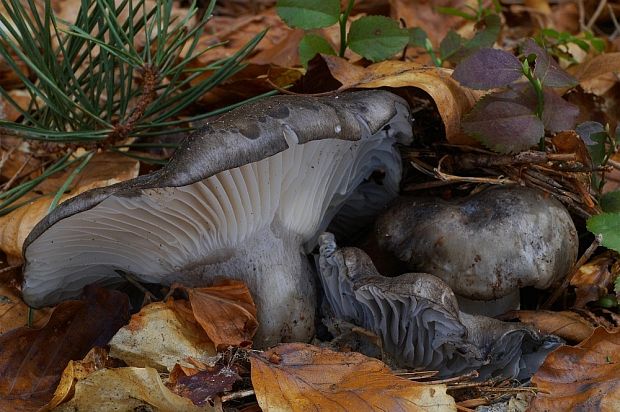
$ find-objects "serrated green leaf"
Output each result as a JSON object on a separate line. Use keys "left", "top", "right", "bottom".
{"left": 347, "top": 16, "right": 409, "bottom": 62}
{"left": 601, "top": 191, "right": 620, "bottom": 213}
{"left": 587, "top": 213, "right": 620, "bottom": 253}
{"left": 276, "top": 0, "right": 340, "bottom": 29}
{"left": 298, "top": 33, "right": 335, "bottom": 67}
{"left": 408, "top": 27, "right": 428, "bottom": 48}
{"left": 440, "top": 31, "right": 464, "bottom": 60}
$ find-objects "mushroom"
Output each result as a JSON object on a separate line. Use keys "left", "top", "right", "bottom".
{"left": 371, "top": 186, "right": 578, "bottom": 316}
{"left": 318, "top": 233, "right": 562, "bottom": 379}
{"left": 22, "top": 91, "right": 413, "bottom": 347}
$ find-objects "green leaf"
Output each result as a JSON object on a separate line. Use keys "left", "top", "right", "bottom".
{"left": 587, "top": 213, "right": 620, "bottom": 252}
{"left": 601, "top": 191, "right": 620, "bottom": 213}
{"left": 347, "top": 16, "right": 409, "bottom": 62}
{"left": 436, "top": 6, "right": 476, "bottom": 21}
{"left": 439, "top": 31, "right": 464, "bottom": 61}
{"left": 408, "top": 27, "right": 428, "bottom": 48}
{"left": 276, "top": 0, "right": 340, "bottom": 29}
{"left": 298, "top": 34, "right": 335, "bottom": 67}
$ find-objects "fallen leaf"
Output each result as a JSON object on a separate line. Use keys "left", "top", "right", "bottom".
{"left": 43, "top": 347, "right": 123, "bottom": 411}
{"left": 503, "top": 310, "right": 595, "bottom": 343}
{"left": 322, "top": 57, "right": 482, "bottom": 144}
{"left": 250, "top": 343, "right": 456, "bottom": 412}
{"left": 0, "top": 151, "right": 139, "bottom": 263}
{"left": 571, "top": 254, "right": 615, "bottom": 308}
{"left": 0, "top": 285, "right": 50, "bottom": 334}
{"left": 0, "top": 286, "right": 129, "bottom": 411}
{"left": 530, "top": 327, "right": 620, "bottom": 411}
{"left": 53, "top": 367, "right": 213, "bottom": 412}
{"left": 109, "top": 300, "right": 216, "bottom": 372}
{"left": 570, "top": 52, "right": 620, "bottom": 84}
{"left": 0, "top": 89, "right": 31, "bottom": 121}
{"left": 186, "top": 280, "right": 258, "bottom": 350}
{"left": 169, "top": 363, "right": 241, "bottom": 406}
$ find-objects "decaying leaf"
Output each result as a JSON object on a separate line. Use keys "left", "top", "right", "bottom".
{"left": 571, "top": 254, "right": 615, "bottom": 308}
{"left": 322, "top": 56, "right": 482, "bottom": 143}
{"left": 0, "top": 287, "right": 129, "bottom": 411}
{"left": 43, "top": 347, "right": 122, "bottom": 411}
{"left": 530, "top": 327, "right": 620, "bottom": 411}
{"left": 53, "top": 367, "right": 214, "bottom": 412}
{"left": 0, "top": 152, "right": 139, "bottom": 263}
{"left": 168, "top": 363, "right": 241, "bottom": 406}
{"left": 250, "top": 343, "right": 456, "bottom": 412}
{"left": 570, "top": 52, "right": 620, "bottom": 84}
{"left": 186, "top": 280, "right": 258, "bottom": 350}
{"left": 503, "top": 310, "right": 595, "bottom": 343}
{"left": 109, "top": 300, "right": 216, "bottom": 372}
{"left": 0, "top": 285, "right": 50, "bottom": 334}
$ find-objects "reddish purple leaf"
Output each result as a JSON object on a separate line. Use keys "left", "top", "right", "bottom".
{"left": 522, "top": 39, "right": 578, "bottom": 88}
{"left": 541, "top": 89, "right": 579, "bottom": 132}
{"left": 0, "top": 286, "right": 130, "bottom": 411}
{"left": 171, "top": 364, "right": 241, "bottom": 406}
{"left": 452, "top": 48, "right": 523, "bottom": 90}
{"left": 462, "top": 90, "right": 544, "bottom": 153}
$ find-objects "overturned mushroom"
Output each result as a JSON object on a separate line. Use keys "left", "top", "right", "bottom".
{"left": 371, "top": 186, "right": 578, "bottom": 315}
{"left": 22, "top": 91, "right": 413, "bottom": 347}
{"left": 318, "top": 233, "right": 561, "bottom": 379}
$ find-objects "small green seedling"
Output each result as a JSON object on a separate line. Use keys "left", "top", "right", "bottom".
{"left": 536, "top": 29, "right": 605, "bottom": 63}
{"left": 276, "top": 0, "right": 408, "bottom": 66}
{"left": 452, "top": 38, "right": 579, "bottom": 153}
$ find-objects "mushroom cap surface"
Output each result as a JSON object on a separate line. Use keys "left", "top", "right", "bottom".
{"left": 318, "top": 233, "right": 562, "bottom": 379}
{"left": 373, "top": 186, "right": 578, "bottom": 300}
{"left": 23, "top": 91, "right": 413, "bottom": 346}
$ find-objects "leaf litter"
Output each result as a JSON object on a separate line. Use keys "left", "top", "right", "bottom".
{"left": 1, "top": 0, "right": 620, "bottom": 410}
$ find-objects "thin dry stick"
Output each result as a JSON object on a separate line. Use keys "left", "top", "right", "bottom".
{"left": 220, "top": 389, "right": 255, "bottom": 403}
{"left": 586, "top": 0, "right": 607, "bottom": 29}
{"left": 542, "top": 234, "right": 602, "bottom": 309}
{"left": 2, "top": 153, "right": 32, "bottom": 191}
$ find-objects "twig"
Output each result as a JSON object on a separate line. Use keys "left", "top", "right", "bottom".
{"left": 456, "top": 405, "right": 476, "bottom": 412}
{"left": 114, "top": 270, "right": 158, "bottom": 302}
{"left": 265, "top": 78, "right": 335, "bottom": 97}
{"left": 608, "top": 4, "right": 620, "bottom": 39}
{"left": 542, "top": 235, "right": 602, "bottom": 309}
{"left": 2, "top": 153, "right": 32, "bottom": 191}
{"left": 220, "top": 389, "right": 255, "bottom": 403}
{"left": 426, "top": 370, "right": 479, "bottom": 385}
{"left": 435, "top": 156, "right": 515, "bottom": 185}
{"left": 586, "top": 0, "right": 607, "bottom": 29}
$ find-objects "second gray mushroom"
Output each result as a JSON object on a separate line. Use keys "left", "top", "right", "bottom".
{"left": 372, "top": 186, "right": 578, "bottom": 316}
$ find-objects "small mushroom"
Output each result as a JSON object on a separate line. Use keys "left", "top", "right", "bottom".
{"left": 371, "top": 186, "right": 578, "bottom": 315}
{"left": 318, "top": 233, "right": 562, "bottom": 379}
{"left": 22, "top": 91, "right": 413, "bottom": 347}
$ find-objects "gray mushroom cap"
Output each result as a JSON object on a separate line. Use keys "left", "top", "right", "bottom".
{"left": 23, "top": 90, "right": 413, "bottom": 347}
{"left": 318, "top": 233, "right": 562, "bottom": 379}
{"left": 373, "top": 186, "right": 578, "bottom": 308}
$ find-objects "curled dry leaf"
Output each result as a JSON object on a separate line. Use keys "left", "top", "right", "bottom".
{"left": 502, "top": 310, "right": 595, "bottom": 343}
{"left": 109, "top": 300, "right": 216, "bottom": 372}
{"left": 322, "top": 56, "right": 482, "bottom": 144}
{"left": 0, "top": 152, "right": 139, "bottom": 263}
{"left": 250, "top": 343, "right": 456, "bottom": 412}
{"left": 53, "top": 367, "right": 213, "bottom": 412}
{"left": 186, "top": 280, "right": 258, "bottom": 350}
{"left": 530, "top": 327, "right": 620, "bottom": 412}
{"left": 570, "top": 254, "right": 615, "bottom": 308}
{"left": 0, "top": 286, "right": 129, "bottom": 411}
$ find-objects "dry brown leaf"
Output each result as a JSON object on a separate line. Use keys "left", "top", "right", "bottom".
{"left": 168, "top": 363, "right": 241, "bottom": 407}
{"left": 324, "top": 57, "right": 482, "bottom": 144}
{"left": 571, "top": 254, "right": 615, "bottom": 308}
{"left": 0, "top": 151, "right": 139, "bottom": 263}
{"left": 42, "top": 347, "right": 122, "bottom": 411}
{"left": 53, "top": 367, "right": 214, "bottom": 412}
{"left": 109, "top": 300, "right": 216, "bottom": 372}
{"left": 390, "top": 0, "right": 468, "bottom": 46}
{"left": 0, "top": 286, "right": 129, "bottom": 411}
{"left": 187, "top": 280, "right": 258, "bottom": 350}
{"left": 250, "top": 343, "right": 456, "bottom": 412}
{"left": 0, "top": 285, "right": 50, "bottom": 334}
{"left": 530, "top": 327, "right": 620, "bottom": 411}
{"left": 0, "top": 89, "right": 31, "bottom": 121}
{"left": 570, "top": 53, "right": 620, "bottom": 83}
{"left": 504, "top": 310, "right": 595, "bottom": 343}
